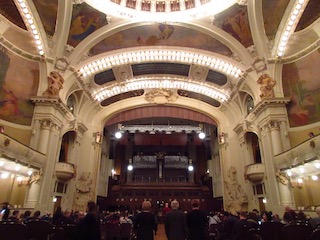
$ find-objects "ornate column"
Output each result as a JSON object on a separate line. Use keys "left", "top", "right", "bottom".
{"left": 269, "top": 121, "right": 294, "bottom": 207}
{"left": 37, "top": 119, "right": 52, "bottom": 154}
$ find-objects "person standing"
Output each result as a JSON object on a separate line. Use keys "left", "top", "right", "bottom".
{"left": 164, "top": 200, "right": 188, "bottom": 240}
{"left": 134, "top": 200, "right": 157, "bottom": 240}
{"left": 75, "top": 201, "right": 101, "bottom": 240}
{"left": 186, "top": 199, "right": 208, "bottom": 240}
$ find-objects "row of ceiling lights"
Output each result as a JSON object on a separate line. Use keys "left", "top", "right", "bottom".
{"left": 276, "top": 0, "right": 309, "bottom": 57}
{"left": 79, "top": 50, "right": 243, "bottom": 78}
{"left": 0, "top": 158, "right": 35, "bottom": 179}
{"left": 285, "top": 159, "right": 320, "bottom": 183}
{"left": 94, "top": 78, "right": 229, "bottom": 102}
{"left": 16, "top": 0, "right": 45, "bottom": 56}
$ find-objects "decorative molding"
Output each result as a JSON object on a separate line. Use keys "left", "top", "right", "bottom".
{"left": 145, "top": 88, "right": 178, "bottom": 104}
{"left": 251, "top": 98, "right": 291, "bottom": 116}
{"left": 31, "top": 97, "right": 70, "bottom": 115}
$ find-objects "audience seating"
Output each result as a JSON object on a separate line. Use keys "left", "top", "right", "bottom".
{"left": 120, "top": 222, "right": 133, "bottom": 239}
{"left": 260, "top": 221, "right": 284, "bottom": 240}
{"left": 282, "top": 221, "right": 313, "bottom": 240}
{"left": 106, "top": 221, "right": 121, "bottom": 239}
{"left": 48, "top": 226, "right": 65, "bottom": 240}
{"left": 248, "top": 228, "right": 261, "bottom": 240}
{"left": 61, "top": 224, "right": 76, "bottom": 240}
{"left": 208, "top": 224, "right": 220, "bottom": 240}
{"left": 26, "top": 220, "right": 52, "bottom": 240}
{"left": 0, "top": 221, "right": 28, "bottom": 240}
{"left": 312, "top": 228, "right": 320, "bottom": 240}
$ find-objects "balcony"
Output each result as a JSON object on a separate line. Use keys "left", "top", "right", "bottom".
{"left": 55, "top": 162, "right": 75, "bottom": 181}
{"left": 245, "top": 163, "right": 265, "bottom": 182}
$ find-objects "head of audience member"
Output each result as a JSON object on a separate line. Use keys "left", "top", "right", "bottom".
{"left": 316, "top": 206, "right": 320, "bottom": 217}
{"left": 142, "top": 201, "right": 152, "bottom": 211}
{"left": 282, "top": 211, "right": 293, "bottom": 224}
{"left": 87, "top": 201, "right": 98, "bottom": 213}
{"left": 297, "top": 211, "right": 307, "bottom": 221}
{"left": 171, "top": 200, "right": 179, "bottom": 210}
{"left": 262, "top": 211, "right": 273, "bottom": 222}
{"left": 239, "top": 211, "right": 247, "bottom": 220}
{"left": 33, "top": 210, "right": 41, "bottom": 219}
{"left": 191, "top": 199, "right": 200, "bottom": 209}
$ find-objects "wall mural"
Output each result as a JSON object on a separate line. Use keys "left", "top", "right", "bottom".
{"left": 90, "top": 24, "right": 233, "bottom": 56}
{"left": 262, "top": 0, "right": 290, "bottom": 39}
{"left": 0, "top": 45, "right": 39, "bottom": 125}
{"left": 213, "top": 4, "right": 253, "bottom": 48}
{"left": 67, "top": 3, "right": 108, "bottom": 47}
{"left": 283, "top": 49, "right": 320, "bottom": 127}
{"left": 32, "top": 0, "right": 58, "bottom": 36}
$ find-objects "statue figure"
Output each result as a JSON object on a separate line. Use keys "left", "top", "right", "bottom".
{"left": 257, "top": 74, "right": 276, "bottom": 98}
{"left": 43, "top": 71, "right": 64, "bottom": 96}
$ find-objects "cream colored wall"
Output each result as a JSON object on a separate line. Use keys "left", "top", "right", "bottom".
{"left": 288, "top": 125, "right": 320, "bottom": 147}
{"left": 292, "top": 179, "right": 320, "bottom": 208}
{"left": 0, "top": 123, "right": 32, "bottom": 146}
{"left": 0, "top": 176, "right": 27, "bottom": 207}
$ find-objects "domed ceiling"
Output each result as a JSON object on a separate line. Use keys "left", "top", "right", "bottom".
{"left": 0, "top": 0, "right": 320, "bottom": 129}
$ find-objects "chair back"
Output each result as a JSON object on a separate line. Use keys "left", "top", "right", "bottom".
{"left": 26, "top": 220, "right": 51, "bottom": 240}
{"left": 120, "top": 222, "right": 133, "bottom": 238}
{"left": 282, "top": 222, "right": 312, "bottom": 240}
{"left": 61, "top": 224, "right": 76, "bottom": 240}
{"left": 260, "top": 221, "right": 284, "bottom": 240}
{"left": 106, "top": 221, "right": 121, "bottom": 238}
{"left": 248, "top": 228, "right": 261, "bottom": 240}
{"left": 312, "top": 228, "right": 320, "bottom": 240}
{"left": 209, "top": 224, "right": 220, "bottom": 240}
{"left": 48, "top": 226, "right": 65, "bottom": 240}
{"left": 0, "top": 221, "right": 27, "bottom": 240}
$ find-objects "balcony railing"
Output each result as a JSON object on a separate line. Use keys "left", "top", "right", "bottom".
{"left": 244, "top": 163, "right": 265, "bottom": 182}
{"left": 55, "top": 162, "right": 75, "bottom": 181}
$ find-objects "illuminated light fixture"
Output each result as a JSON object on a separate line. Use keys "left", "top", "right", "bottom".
{"left": 1, "top": 172, "right": 9, "bottom": 179}
{"left": 311, "top": 175, "right": 318, "bottom": 181}
{"left": 0, "top": 161, "right": 4, "bottom": 167}
{"left": 53, "top": 197, "right": 58, "bottom": 203}
{"left": 93, "top": 79, "right": 229, "bottom": 103}
{"left": 15, "top": 0, "right": 46, "bottom": 56}
{"left": 315, "top": 163, "right": 320, "bottom": 169}
{"left": 188, "top": 165, "right": 194, "bottom": 172}
{"left": 287, "top": 170, "right": 292, "bottom": 177}
{"left": 297, "top": 178, "right": 303, "bottom": 183}
{"left": 15, "top": 164, "right": 21, "bottom": 171}
{"left": 16, "top": 176, "right": 23, "bottom": 182}
{"left": 115, "top": 131, "right": 122, "bottom": 139}
{"left": 127, "top": 164, "right": 133, "bottom": 171}
{"left": 198, "top": 132, "right": 206, "bottom": 139}
{"left": 85, "top": 0, "right": 237, "bottom": 22}
{"left": 262, "top": 198, "right": 267, "bottom": 204}
{"left": 111, "top": 169, "right": 116, "bottom": 175}
{"left": 27, "top": 170, "right": 33, "bottom": 176}
{"left": 299, "top": 167, "right": 305, "bottom": 173}
{"left": 118, "top": 124, "right": 203, "bottom": 134}
{"left": 79, "top": 50, "right": 244, "bottom": 79}
{"left": 276, "top": 0, "right": 310, "bottom": 57}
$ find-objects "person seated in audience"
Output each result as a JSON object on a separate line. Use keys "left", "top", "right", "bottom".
{"left": 261, "top": 211, "right": 273, "bottom": 223}
{"left": 220, "top": 211, "right": 237, "bottom": 240}
{"left": 21, "top": 210, "right": 32, "bottom": 223}
{"left": 231, "top": 211, "right": 250, "bottom": 240}
{"left": 120, "top": 211, "right": 133, "bottom": 224}
{"left": 309, "top": 206, "right": 320, "bottom": 229}
{"left": 296, "top": 210, "right": 308, "bottom": 222}
{"left": 247, "top": 212, "right": 259, "bottom": 227}
{"left": 272, "top": 213, "right": 281, "bottom": 222}
{"left": 281, "top": 211, "right": 294, "bottom": 225}
{"left": 31, "top": 210, "right": 41, "bottom": 220}
{"left": 7, "top": 210, "right": 20, "bottom": 222}
{"left": 40, "top": 211, "right": 52, "bottom": 221}
{"left": 208, "top": 212, "right": 221, "bottom": 225}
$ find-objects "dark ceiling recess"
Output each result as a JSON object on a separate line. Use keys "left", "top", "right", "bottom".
{"left": 132, "top": 62, "right": 190, "bottom": 76}
{"left": 0, "top": 0, "right": 27, "bottom": 30}
{"left": 101, "top": 90, "right": 144, "bottom": 106}
{"left": 177, "top": 90, "right": 221, "bottom": 107}
{"left": 206, "top": 70, "right": 228, "bottom": 86}
{"left": 94, "top": 69, "right": 115, "bottom": 85}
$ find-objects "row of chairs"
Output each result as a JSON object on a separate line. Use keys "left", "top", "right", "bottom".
{"left": 0, "top": 220, "right": 76, "bottom": 240}
{"left": 101, "top": 222, "right": 134, "bottom": 240}
{"left": 208, "top": 221, "right": 320, "bottom": 240}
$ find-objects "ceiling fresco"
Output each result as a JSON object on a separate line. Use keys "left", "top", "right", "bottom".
{"left": 90, "top": 24, "right": 233, "bottom": 56}
{"left": 32, "top": 0, "right": 58, "bottom": 37}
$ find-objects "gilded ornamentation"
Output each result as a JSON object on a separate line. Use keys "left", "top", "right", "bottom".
{"left": 145, "top": 88, "right": 177, "bottom": 104}
{"left": 276, "top": 170, "right": 289, "bottom": 185}
{"left": 257, "top": 74, "right": 276, "bottom": 98}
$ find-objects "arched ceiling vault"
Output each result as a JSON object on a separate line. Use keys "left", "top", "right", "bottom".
{"left": 1, "top": 0, "right": 319, "bottom": 129}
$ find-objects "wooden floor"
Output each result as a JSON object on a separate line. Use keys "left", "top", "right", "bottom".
{"left": 155, "top": 223, "right": 166, "bottom": 240}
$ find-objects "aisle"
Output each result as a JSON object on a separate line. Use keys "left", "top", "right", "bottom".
{"left": 155, "top": 223, "right": 167, "bottom": 240}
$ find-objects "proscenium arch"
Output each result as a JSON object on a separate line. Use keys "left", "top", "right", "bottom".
{"left": 87, "top": 96, "right": 231, "bottom": 130}
{"left": 67, "top": 20, "right": 254, "bottom": 66}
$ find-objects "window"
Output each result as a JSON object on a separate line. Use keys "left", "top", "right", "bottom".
{"left": 246, "top": 95, "right": 254, "bottom": 114}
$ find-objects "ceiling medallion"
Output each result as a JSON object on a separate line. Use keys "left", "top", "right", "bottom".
{"left": 145, "top": 88, "right": 178, "bottom": 104}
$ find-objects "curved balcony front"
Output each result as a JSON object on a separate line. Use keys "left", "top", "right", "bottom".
{"left": 245, "top": 163, "right": 265, "bottom": 183}
{"left": 55, "top": 162, "right": 75, "bottom": 181}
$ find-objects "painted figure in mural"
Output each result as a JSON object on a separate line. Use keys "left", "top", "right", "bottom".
{"left": 224, "top": 167, "right": 248, "bottom": 214}
{"left": 0, "top": 86, "right": 21, "bottom": 117}
{"left": 257, "top": 74, "right": 276, "bottom": 98}
{"left": 43, "top": 71, "right": 64, "bottom": 96}
{"left": 137, "top": 24, "right": 175, "bottom": 45}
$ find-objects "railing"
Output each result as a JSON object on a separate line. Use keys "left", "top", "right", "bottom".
{"left": 244, "top": 163, "right": 265, "bottom": 182}
{"left": 274, "top": 134, "right": 320, "bottom": 170}
{"left": 55, "top": 162, "right": 75, "bottom": 180}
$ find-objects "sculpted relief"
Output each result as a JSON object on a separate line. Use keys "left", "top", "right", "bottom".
{"left": 224, "top": 167, "right": 248, "bottom": 214}
{"left": 73, "top": 172, "right": 93, "bottom": 211}
{"left": 43, "top": 71, "right": 64, "bottom": 97}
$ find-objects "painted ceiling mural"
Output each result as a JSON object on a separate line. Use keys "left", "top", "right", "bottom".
{"left": 32, "top": 0, "right": 58, "bottom": 37}
{"left": 283, "top": 49, "right": 320, "bottom": 128}
{"left": 0, "top": 45, "right": 39, "bottom": 125}
{"left": 262, "top": 0, "right": 290, "bottom": 39}
{"left": 67, "top": 3, "right": 108, "bottom": 48}
{"left": 90, "top": 24, "right": 233, "bottom": 57}
{"left": 213, "top": 4, "right": 253, "bottom": 48}
{"left": 295, "top": 0, "right": 320, "bottom": 32}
